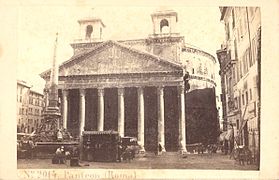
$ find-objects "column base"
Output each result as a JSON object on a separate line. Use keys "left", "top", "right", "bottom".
{"left": 178, "top": 148, "right": 188, "bottom": 155}
{"left": 138, "top": 145, "right": 146, "bottom": 153}
{"left": 157, "top": 143, "right": 166, "bottom": 154}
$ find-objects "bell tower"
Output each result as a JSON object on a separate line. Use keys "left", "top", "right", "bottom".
{"left": 148, "top": 9, "right": 184, "bottom": 62}
{"left": 151, "top": 9, "right": 179, "bottom": 36}
{"left": 78, "top": 17, "right": 105, "bottom": 42}
{"left": 71, "top": 11, "right": 106, "bottom": 54}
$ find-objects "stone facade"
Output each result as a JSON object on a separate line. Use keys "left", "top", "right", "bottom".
{"left": 17, "top": 80, "right": 45, "bottom": 133}
{"left": 217, "top": 7, "right": 261, "bottom": 157}
{"left": 41, "top": 9, "right": 218, "bottom": 152}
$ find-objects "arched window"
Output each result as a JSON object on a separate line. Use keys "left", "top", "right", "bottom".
{"left": 160, "top": 19, "right": 169, "bottom": 33}
{"left": 86, "top": 25, "right": 93, "bottom": 39}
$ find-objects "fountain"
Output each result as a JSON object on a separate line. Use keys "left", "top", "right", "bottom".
{"left": 32, "top": 33, "right": 78, "bottom": 158}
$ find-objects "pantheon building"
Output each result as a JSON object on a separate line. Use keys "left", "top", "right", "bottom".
{"left": 41, "top": 9, "right": 218, "bottom": 152}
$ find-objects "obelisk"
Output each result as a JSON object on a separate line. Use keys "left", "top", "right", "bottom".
{"left": 43, "top": 32, "right": 61, "bottom": 130}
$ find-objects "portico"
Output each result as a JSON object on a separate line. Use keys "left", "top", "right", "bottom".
{"left": 41, "top": 40, "right": 188, "bottom": 153}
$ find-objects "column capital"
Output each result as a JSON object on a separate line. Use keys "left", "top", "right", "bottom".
{"left": 177, "top": 85, "right": 185, "bottom": 94}
{"left": 157, "top": 86, "right": 164, "bottom": 96}
{"left": 97, "top": 88, "right": 104, "bottom": 96}
{"left": 137, "top": 86, "right": 144, "bottom": 94}
{"left": 79, "top": 89, "right": 86, "bottom": 97}
{"left": 62, "top": 89, "right": 69, "bottom": 96}
{"left": 118, "top": 87, "right": 125, "bottom": 96}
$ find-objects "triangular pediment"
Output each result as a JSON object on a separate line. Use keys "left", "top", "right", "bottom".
{"left": 41, "top": 40, "right": 183, "bottom": 78}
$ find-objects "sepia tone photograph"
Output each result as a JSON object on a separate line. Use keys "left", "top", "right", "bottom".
{"left": 1, "top": 0, "right": 279, "bottom": 179}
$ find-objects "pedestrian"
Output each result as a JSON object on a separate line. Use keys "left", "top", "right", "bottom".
{"left": 54, "top": 146, "right": 65, "bottom": 164}
{"left": 117, "top": 143, "right": 123, "bottom": 162}
{"left": 70, "top": 146, "right": 80, "bottom": 167}
{"left": 57, "top": 129, "right": 63, "bottom": 142}
{"left": 29, "top": 139, "right": 35, "bottom": 159}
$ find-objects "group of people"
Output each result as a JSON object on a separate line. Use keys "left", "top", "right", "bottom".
{"left": 117, "top": 143, "right": 137, "bottom": 162}
{"left": 17, "top": 136, "right": 35, "bottom": 159}
{"left": 53, "top": 146, "right": 80, "bottom": 166}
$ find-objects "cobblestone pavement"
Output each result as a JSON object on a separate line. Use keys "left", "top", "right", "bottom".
{"left": 17, "top": 152, "right": 259, "bottom": 170}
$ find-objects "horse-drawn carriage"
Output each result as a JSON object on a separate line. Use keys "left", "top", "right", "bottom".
{"left": 81, "top": 131, "right": 139, "bottom": 162}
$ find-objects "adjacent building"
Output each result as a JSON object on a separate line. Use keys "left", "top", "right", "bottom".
{"left": 216, "top": 7, "right": 261, "bottom": 157}
{"left": 17, "top": 80, "right": 45, "bottom": 133}
{"left": 41, "top": 9, "right": 219, "bottom": 152}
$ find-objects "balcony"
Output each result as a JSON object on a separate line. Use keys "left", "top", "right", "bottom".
{"left": 216, "top": 49, "right": 237, "bottom": 73}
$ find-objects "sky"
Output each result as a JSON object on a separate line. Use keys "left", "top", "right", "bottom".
{"left": 17, "top": 5, "right": 225, "bottom": 93}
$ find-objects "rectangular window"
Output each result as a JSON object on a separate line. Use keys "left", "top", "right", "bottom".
{"left": 246, "top": 91, "right": 249, "bottom": 104}
{"left": 229, "top": 77, "right": 232, "bottom": 95}
{"left": 237, "top": 28, "right": 240, "bottom": 42}
{"left": 245, "top": 51, "right": 248, "bottom": 73}
{"left": 236, "top": 61, "right": 240, "bottom": 82}
{"left": 242, "top": 94, "right": 245, "bottom": 105}
{"left": 234, "top": 97, "right": 238, "bottom": 109}
{"left": 240, "top": 59, "right": 243, "bottom": 78}
{"left": 246, "top": 50, "right": 250, "bottom": 71}
{"left": 239, "top": 95, "right": 242, "bottom": 108}
{"left": 239, "top": 18, "right": 243, "bottom": 38}
{"left": 253, "top": 36, "right": 258, "bottom": 65}
{"left": 248, "top": 47, "right": 252, "bottom": 67}
{"left": 243, "top": 54, "right": 246, "bottom": 74}
{"left": 243, "top": 50, "right": 249, "bottom": 74}
{"left": 243, "top": 8, "right": 248, "bottom": 34}
{"left": 254, "top": 37, "right": 257, "bottom": 65}
{"left": 226, "top": 23, "right": 230, "bottom": 40}
{"left": 232, "top": 66, "right": 236, "bottom": 84}
{"left": 232, "top": 8, "right": 235, "bottom": 28}
{"left": 234, "top": 39, "right": 238, "bottom": 59}
{"left": 250, "top": 89, "right": 253, "bottom": 100}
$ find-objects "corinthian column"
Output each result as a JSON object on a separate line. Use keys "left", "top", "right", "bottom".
{"left": 79, "top": 89, "right": 86, "bottom": 137}
{"left": 62, "top": 89, "right": 69, "bottom": 129}
{"left": 118, "top": 88, "right": 125, "bottom": 137}
{"left": 137, "top": 87, "right": 145, "bottom": 152}
{"left": 157, "top": 86, "right": 166, "bottom": 152}
{"left": 97, "top": 88, "right": 104, "bottom": 131}
{"left": 178, "top": 85, "right": 187, "bottom": 154}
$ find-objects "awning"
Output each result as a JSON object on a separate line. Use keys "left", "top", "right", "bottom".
{"left": 238, "top": 118, "right": 248, "bottom": 135}
{"left": 237, "top": 104, "right": 249, "bottom": 136}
